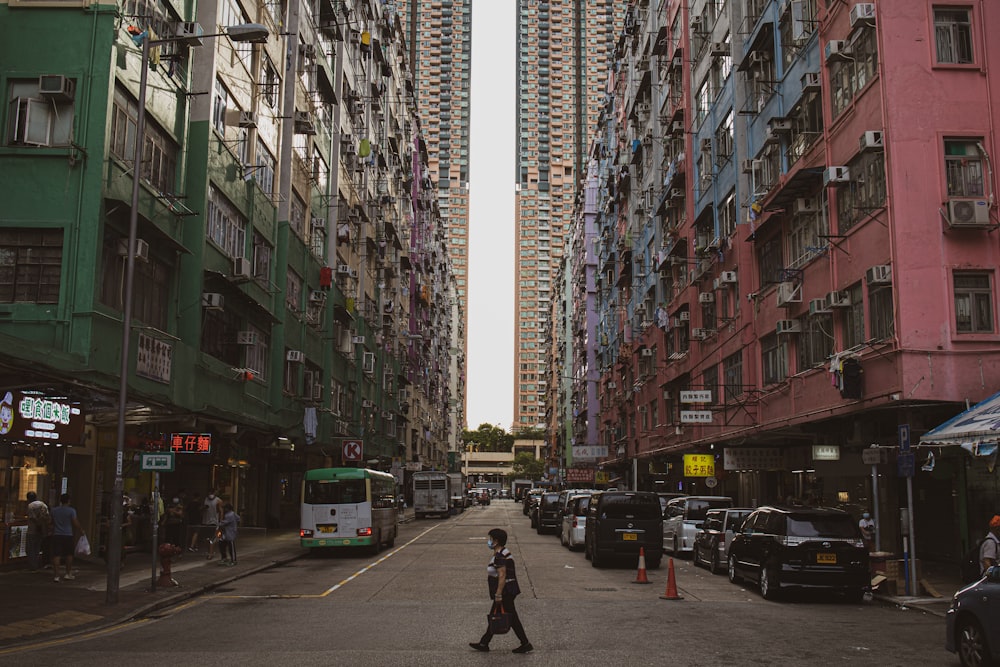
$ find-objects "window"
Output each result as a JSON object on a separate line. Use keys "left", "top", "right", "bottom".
{"left": 787, "top": 93, "right": 823, "bottom": 165}
{"left": 844, "top": 283, "right": 866, "bottom": 348}
{"left": 868, "top": 280, "right": 894, "bottom": 341}
{"left": 243, "top": 323, "right": 269, "bottom": 380}
{"left": 702, "top": 365, "right": 718, "bottom": 405}
{"left": 110, "top": 86, "right": 178, "bottom": 194}
{"left": 798, "top": 313, "right": 833, "bottom": 369}
{"left": 99, "top": 236, "right": 169, "bottom": 330}
{"left": 220, "top": 0, "right": 253, "bottom": 64}
{"left": 212, "top": 78, "right": 232, "bottom": 136}
{"left": 760, "top": 333, "right": 788, "bottom": 385}
{"left": 255, "top": 138, "right": 276, "bottom": 194}
{"left": 945, "top": 139, "right": 985, "bottom": 197}
{"left": 787, "top": 203, "right": 828, "bottom": 268}
{"left": 286, "top": 268, "right": 302, "bottom": 312}
{"left": 935, "top": 8, "right": 973, "bottom": 64}
{"left": 829, "top": 26, "right": 878, "bottom": 119}
{"left": 290, "top": 191, "right": 306, "bottom": 238}
{"left": 252, "top": 232, "right": 272, "bottom": 283}
{"left": 719, "top": 191, "right": 737, "bottom": 238}
{"left": 206, "top": 185, "right": 247, "bottom": 258}
{"left": 0, "top": 229, "right": 62, "bottom": 303}
{"left": 6, "top": 78, "right": 77, "bottom": 147}
{"left": 756, "top": 234, "right": 783, "bottom": 286}
{"left": 260, "top": 55, "right": 280, "bottom": 109}
{"left": 836, "top": 150, "right": 886, "bottom": 233}
{"left": 201, "top": 308, "right": 241, "bottom": 365}
{"left": 715, "top": 110, "right": 734, "bottom": 167}
{"left": 954, "top": 271, "right": 993, "bottom": 333}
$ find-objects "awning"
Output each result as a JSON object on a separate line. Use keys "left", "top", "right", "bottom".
{"left": 920, "top": 391, "right": 1000, "bottom": 456}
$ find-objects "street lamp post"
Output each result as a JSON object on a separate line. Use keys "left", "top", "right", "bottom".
{"left": 105, "top": 22, "right": 268, "bottom": 605}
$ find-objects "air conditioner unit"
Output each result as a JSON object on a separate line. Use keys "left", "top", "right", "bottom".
{"left": 768, "top": 118, "right": 793, "bottom": 134}
{"left": 286, "top": 350, "right": 305, "bottom": 363}
{"left": 174, "top": 21, "right": 205, "bottom": 46}
{"left": 294, "top": 111, "right": 316, "bottom": 135}
{"left": 698, "top": 292, "right": 715, "bottom": 304}
{"left": 399, "top": 388, "right": 409, "bottom": 401}
{"left": 808, "top": 298, "right": 831, "bottom": 315}
{"left": 38, "top": 75, "right": 75, "bottom": 102}
{"left": 826, "top": 290, "right": 851, "bottom": 308}
{"left": 691, "top": 328, "right": 711, "bottom": 340}
{"left": 117, "top": 238, "right": 149, "bottom": 262}
{"left": 763, "top": 126, "right": 780, "bottom": 145}
{"left": 636, "top": 102, "right": 650, "bottom": 116}
{"left": 202, "top": 293, "right": 224, "bottom": 310}
{"left": 720, "top": 271, "right": 738, "bottom": 284}
{"left": 776, "top": 281, "right": 802, "bottom": 307}
{"left": 700, "top": 138, "right": 712, "bottom": 152}
{"left": 748, "top": 51, "right": 769, "bottom": 67}
{"left": 362, "top": 351, "right": 375, "bottom": 374}
{"left": 236, "top": 330, "right": 258, "bottom": 345}
{"left": 824, "top": 166, "right": 850, "bottom": 185}
{"left": 382, "top": 412, "right": 393, "bottom": 420}
{"left": 710, "top": 42, "right": 729, "bottom": 56}
{"left": 641, "top": 348, "right": 654, "bottom": 357}
{"left": 776, "top": 319, "right": 802, "bottom": 335}
{"left": 669, "top": 188, "right": 684, "bottom": 200}
{"left": 672, "top": 120, "right": 685, "bottom": 134}
{"left": 309, "top": 290, "right": 326, "bottom": 303}
{"left": 690, "top": 17, "right": 704, "bottom": 33}
{"left": 312, "top": 383, "right": 323, "bottom": 401}
{"left": 712, "top": 278, "right": 722, "bottom": 290}
{"left": 859, "top": 130, "right": 884, "bottom": 152}
{"left": 349, "top": 268, "right": 359, "bottom": 279}
{"left": 794, "top": 197, "right": 819, "bottom": 214}
{"left": 607, "top": 382, "right": 617, "bottom": 389}
{"left": 948, "top": 199, "right": 991, "bottom": 227}
{"left": 825, "top": 40, "right": 851, "bottom": 62}
{"left": 850, "top": 3, "right": 876, "bottom": 27}
{"left": 679, "top": 310, "right": 691, "bottom": 321}
{"left": 636, "top": 304, "right": 647, "bottom": 315}
{"left": 336, "top": 264, "right": 351, "bottom": 274}
{"left": 662, "top": 390, "right": 672, "bottom": 399}
{"left": 351, "top": 335, "right": 365, "bottom": 345}
{"left": 866, "top": 265, "right": 892, "bottom": 285}
{"left": 232, "top": 257, "right": 252, "bottom": 279}
{"left": 299, "top": 43, "right": 316, "bottom": 58}
{"left": 801, "top": 71, "right": 821, "bottom": 93}
{"left": 311, "top": 217, "right": 326, "bottom": 230}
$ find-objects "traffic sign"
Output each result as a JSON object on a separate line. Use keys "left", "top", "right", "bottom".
{"left": 898, "top": 424, "right": 911, "bottom": 452}
{"left": 140, "top": 452, "right": 174, "bottom": 472}
{"left": 897, "top": 452, "right": 915, "bottom": 478}
{"left": 343, "top": 439, "right": 363, "bottom": 462}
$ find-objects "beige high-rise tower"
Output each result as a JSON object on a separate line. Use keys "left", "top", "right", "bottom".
{"left": 513, "top": 1, "right": 623, "bottom": 428}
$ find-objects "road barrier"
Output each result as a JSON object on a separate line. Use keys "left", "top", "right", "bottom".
{"left": 659, "top": 557, "right": 684, "bottom": 600}
{"left": 633, "top": 547, "right": 651, "bottom": 584}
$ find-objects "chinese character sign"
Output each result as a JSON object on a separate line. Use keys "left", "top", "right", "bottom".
{"left": 169, "top": 432, "right": 212, "bottom": 454}
{"left": 683, "top": 454, "right": 715, "bottom": 477}
{"left": 0, "top": 390, "right": 85, "bottom": 444}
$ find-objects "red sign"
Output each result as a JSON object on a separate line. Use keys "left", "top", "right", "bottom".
{"left": 343, "top": 439, "right": 363, "bottom": 462}
{"left": 565, "top": 468, "right": 595, "bottom": 483}
{"left": 169, "top": 432, "right": 212, "bottom": 454}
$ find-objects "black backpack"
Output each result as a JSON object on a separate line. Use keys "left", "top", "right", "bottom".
{"left": 962, "top": 535, "right": 998, "bottom": 583}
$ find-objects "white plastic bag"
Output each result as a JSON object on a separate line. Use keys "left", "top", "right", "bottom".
{"left": 75, "top": 534, "right": 91, "bottom": 557}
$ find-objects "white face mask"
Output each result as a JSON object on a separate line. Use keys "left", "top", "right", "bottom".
{"left": 208, "top": 495, "right": 215, "bottom": 500}
{"left": 487, "top": 539, "right": 494, "bottom": 550}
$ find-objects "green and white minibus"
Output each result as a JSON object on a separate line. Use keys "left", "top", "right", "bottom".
{"left": 300, "top": 468, "right": 398, "bottom": 552}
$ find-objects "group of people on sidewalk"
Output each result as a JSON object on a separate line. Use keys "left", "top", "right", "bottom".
{"left": 26, "top": 492, "right": 85, "bottom": 582}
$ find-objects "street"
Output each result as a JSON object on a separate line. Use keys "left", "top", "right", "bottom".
{"left": 7, "top": 500, "right": 951, "bottom": 666}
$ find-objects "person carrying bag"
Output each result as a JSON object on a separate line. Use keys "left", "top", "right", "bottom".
{"left": 469, "top": 528, "right": 532, "bottom": 654}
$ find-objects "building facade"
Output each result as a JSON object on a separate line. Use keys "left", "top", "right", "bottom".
{"left": 0, "top": 0, "right": 460, "bottom": 554}
{"left": 560, "top": 0, "right": 1000, "bottom": 565}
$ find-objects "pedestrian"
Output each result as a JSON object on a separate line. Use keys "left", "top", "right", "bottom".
{"left": 163, "top": 496, "right": 185, "bottom": 548}
{"left": 50, "top": 493, "right": 84, "bottom": 583}
{"left": 980, "top": 515, "right": 1000, "bottom": 576}
{"left": 217, "top": 503, "right": 240, "bottom": 566}
{"left": 185, "top": 495, "right": 203, "bottom": 552}
{"left": 198, "top": 490, "right": 223, "bottom": 560}
{"left": 469, "top": 528, "right": 532, "bottom": 654}
{"left": 858, "top": 511, "right": 876, "bottom": 551}
{"left": 25, "top": 491, "right": 51, "bottom": 572}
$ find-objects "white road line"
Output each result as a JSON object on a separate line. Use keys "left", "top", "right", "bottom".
{"left": 320, "top": 524, "right": 439, "bottom": 596}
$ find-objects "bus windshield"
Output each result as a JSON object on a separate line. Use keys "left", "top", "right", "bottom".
{"left": 305, "top": 479, "right": 367, "bottom": 504}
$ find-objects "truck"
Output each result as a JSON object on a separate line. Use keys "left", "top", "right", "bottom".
{"left": 512, "top": 479, "right": 534, "bottom": 502}
{"left": 447, "top": 472, "right": 467, "bottom": 512}
{"left": 412, "top": 471, "right": 450, "bottom": 519}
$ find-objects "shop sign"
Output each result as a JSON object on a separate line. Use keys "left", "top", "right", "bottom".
{"left": 140, "top": 452, "right": 175, "bottom": 472}
{"left": 343, "top": 439, "right": 363, "bottom": 461}
{"left": 405, "top": 462, "right": 422, "bottom": 471}
{"left": 169, "top": 432, "right": 212, "bottom": 454}
{"left": 136, "top": 333, "right": 172, "bottom": 384}
{"left": 594, "top": 471, "right": 610, "bottom": 484}
{"left": 724, "top": 447, "right": 785, "bottom": 471}
{"left": 0, "top": 391, "right": 85, "bottom": 444}
{"left": 572, "top": 445, "right": 608, "bottom": 459}
{"left": 680, "top": 410, "right": 713, "bottom": 424}
{"left": 812, "top": 444, "right": 840, "bottom": 461}
{"left": 565, "top": 467, "right": 595, "bottom": 483}
{"left": 684, "top": 454, "right": 715, "bottom": 477}
{"left": 680, "top": 390, "right": 712, "bottom": 403}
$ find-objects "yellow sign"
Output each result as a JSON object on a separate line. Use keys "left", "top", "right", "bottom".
{"left": 595, "top": 471, "right": 610, "bottom": 484}
{"left": 683, "top": 454, "right": 715, "bottom": 477}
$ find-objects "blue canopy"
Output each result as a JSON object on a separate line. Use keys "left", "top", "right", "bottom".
{"left": 919, "top": 391, "right": 1000, "bottom": 457}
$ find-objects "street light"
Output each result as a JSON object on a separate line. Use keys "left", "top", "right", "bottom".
{"left": 106, "top": 21, "right": 269, "bottom": 605}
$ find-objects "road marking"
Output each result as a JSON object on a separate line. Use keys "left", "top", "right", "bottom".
{"left": 0, "top": 619, "right": 151, "bottom": 657}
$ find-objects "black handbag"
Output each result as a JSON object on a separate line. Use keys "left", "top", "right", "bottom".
{"left": 488, "top": 601, "right": 511, "bottom": 635}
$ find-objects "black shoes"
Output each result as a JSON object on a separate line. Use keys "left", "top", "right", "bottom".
{"left": 512, "top": 643, "right": 534, "bottom": 654}
{"left": 469, "top": 643, "right": 489, "bottom": 652}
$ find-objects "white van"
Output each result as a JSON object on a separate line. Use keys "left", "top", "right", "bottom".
{"left": 663, "top": 495, "right": 733, "bottom": 555}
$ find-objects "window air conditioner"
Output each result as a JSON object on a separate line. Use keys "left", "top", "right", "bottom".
{"left": 641, "top": 348, "right": 654, "bottom": 357}
{"left": 850, "top": 3, "right": 876, "bottom": 27}
{"left": 808, "top": 298, "right": 831, "bottom": 315}
{"left": 700, "top": 138, "right": 712, "bottom": 152}
{"left": 801, "top": 71, "right": 821, "bottom": 93}
{"left": 608, "top": 382, "right": 617, "bottom": 389}
{"left": 776, "top": 319, "right": 801, "bottom": 335}
{"left": 825, "top": 40, "right": 851, "bottom": 62}
{"left": 859, "top": 130, "right": 884, "bottom": 152}
{"left": 173, "top": 21, "right": 205, "bottom": 46}
{"left": 691, "top": 328, "right": 710, "bottom": 340}
{"left": 311, "top": 217, "right": 326, "bottom": 230}
{"left": 202, "top": 293, "right": 224, "bottom": 310}
{"left": 294, "top": 111, "right": 316, "bottom": 135}
{"left": 825, "top": 290, "right": 851, "bottom": 308}
{"left": 236, "top": 330, "right": 258, "bottom": 345}
{"left": 865, "top": 265, "right": 892, "bottom": 285}
{"left": 768, "top": 118, "right": 793, "bottom": 134}
{"left": 824, "top": 166, "right": 850, "bottom": 185}
{"left": 948, "top": 199, "right": 991, "bottom": 227}
{"left": 38, "top": 75, "right": 75, "bottom": 102}
{"left": 720, "top": 271, "right": 738, "bottom": 284}
{"left": 351, "top": 335, "right": 365, "bottom": 344}
{"left": 299, "top": 43, "right": 316, "bottom": 58}
{"left": 232, "top": 257, "right": 252, "bottom": 279}
{"left": 309, "top": 290, "right": 326, "bottom": 303}
{"left": 117, "top": 238, "right": 149, "bottom": 262}
{"left": 672, "top": 120, "right": 685, "bottom": 134}
{"left": 679, "top": 310, "right": 691, "bottom": 321}
{"left": 337, "top": 263, "right": 351, "bottom": 274}
{"left": 286, "top": 350, "right": 305, "bottom": 363}
{"left": 794, "top": 197, "right": 819, "bottom": 214}
{"left": 312, "top": 383, "right": 323, "bottom": 401}
{"left": 776, "top": 281, "right": 802, "bottom": 307}
{"left": 710, "top": 42, "right": 729, "bottom": 57}
{"left": 698, "top": 292, "right": 715, "bottom": 304}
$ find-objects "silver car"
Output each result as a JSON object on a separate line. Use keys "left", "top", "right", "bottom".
{"left": 560, "top": 494, "right": 592, "bottom": 550}
{"left": 663, "top": 495, "right": 734, "bottom": 556}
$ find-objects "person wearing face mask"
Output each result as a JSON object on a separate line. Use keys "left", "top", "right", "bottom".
{"left": 858, "top": 511, "right": 875, "bottom": 551}
{"left": 469, "top": 528, "right": 532, "bottom": 654}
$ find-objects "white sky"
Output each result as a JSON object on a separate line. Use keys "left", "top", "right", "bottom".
{"left": 465, "top": 0, "right": 515, "bottom": 431}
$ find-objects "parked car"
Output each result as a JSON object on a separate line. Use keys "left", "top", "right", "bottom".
{"left": 663, "top": 495, "right": 733, "bottom": 556}
{"left": 657, "top": 492, "right": 687, "bottom": 517}
{"left": 727, "top": 506, "right": 870, "bottom": 601}
{"left": 560, "top": 494, "right": 592, "bottom": 550}
{"left": 585, "top": 491, "right": 663, "bottom": 569}
{"left": 536, "top": 492, "right": 563, "bottom": 533}
{"left": 947, "top": 566, "right": 1000, "bottom": 667}
{"left": 693, "top": 507, "right": 754, "bottom": 574}
{"left": 523, "top": 489, "right": 543, "bottom": 516}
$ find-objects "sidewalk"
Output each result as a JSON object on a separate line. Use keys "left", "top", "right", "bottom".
{"left": 872, "top": 557, "right": 961, "bottom": 618}
{"left": 0, "top": 508, "right": 415, "bottom": 650}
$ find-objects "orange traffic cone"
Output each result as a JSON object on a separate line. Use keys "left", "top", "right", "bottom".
{"left": 633, "top": 547, "right": 651, "bottom": 584}
{"left": 659, "top": 557, "right": 684, "bottom": 600}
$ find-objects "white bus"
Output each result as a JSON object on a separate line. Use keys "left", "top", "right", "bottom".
{"left": 300, "top": 468, "right": 398, "bottom": 553}
{"left": 412, "top": 471, "right": 450, "bottom": 519}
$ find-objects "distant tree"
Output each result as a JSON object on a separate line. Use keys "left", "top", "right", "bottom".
{"left": 462, "top": 423, "right": 514, "bottom": 452}
{"left": 509, "top": 451, "right": 545, "bottom": 481}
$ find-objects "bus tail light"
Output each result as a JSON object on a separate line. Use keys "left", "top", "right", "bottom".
{"left": 357, "top": 527, "right": 372, "bottom": 537}
{"left": 300, "top": 529, "right": 313, "bottom": 538}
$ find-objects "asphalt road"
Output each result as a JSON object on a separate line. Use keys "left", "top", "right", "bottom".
{"left": 8, "top": 500, "right": 954, "bottom": 666}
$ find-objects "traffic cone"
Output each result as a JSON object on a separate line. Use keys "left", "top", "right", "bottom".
{"left": 659, "top": 557, "right": 684, "bottom": 600}
{"left": 633, "top": 547, "right": 651, "bottom": 584}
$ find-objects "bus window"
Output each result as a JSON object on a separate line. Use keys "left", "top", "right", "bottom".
{"left": 305, "top": 479, "right": 366, "bottom": 504}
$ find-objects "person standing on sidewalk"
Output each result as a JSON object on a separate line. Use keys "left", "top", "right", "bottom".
{"left": 980, "top": 515, "right": 1000, "bottom": 576}
{"left": 469, "top": 528, "right": 532, "bottom": 654}
{"left": 858, "top": 512, "right": 876, "bottom": 552}
{"left": 217, "top": 503, "right": 240, "bottom": 566}
{"left": 198, "top": 490, "right": 223, "bottom": 560}
{"left": 50, "top": 494, "right": 83, "bottom": 583}
{"left": 25, "top": 491, "right": 51, "bottom": 572}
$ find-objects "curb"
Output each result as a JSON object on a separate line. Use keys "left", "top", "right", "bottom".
{"left": 872, "top": 593, "right": 950, "bottom": 618}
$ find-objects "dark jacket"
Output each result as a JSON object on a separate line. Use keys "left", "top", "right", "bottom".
{"left": 487, "top": 547, "right": 522, "bottom": 598}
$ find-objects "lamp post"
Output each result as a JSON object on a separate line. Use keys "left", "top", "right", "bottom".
{"left": 105, "top": 22, "right": 269, "bottom": 605}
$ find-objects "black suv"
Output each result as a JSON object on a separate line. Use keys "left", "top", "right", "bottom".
{"left": 523, "top": 489, "right": 543, "bottom": 517}
{"left": 727, "top": 506, "right": 869, "bottom": 601}
{"left": 585, "top": 491, "right": 663, "bottom": 569}
{"left": 536, "top": 492, "right": 562, "bottom": 534}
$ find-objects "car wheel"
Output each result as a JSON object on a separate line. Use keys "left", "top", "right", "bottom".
{"left": 728, "top": 554, "right": 741, "bottom": 583}
{"left": 957, "top": 617, "right": 990, "bottom": 667}
{"left": 372, "top": 530, "right": 382, "bottom": 556}
{"left": 710, "top": 550, "right": 721, "bottom": 575}
{"left": 759, "top": 564, "right": 780, "bottom": 600}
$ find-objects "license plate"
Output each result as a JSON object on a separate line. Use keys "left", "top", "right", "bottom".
{"left": 318, "top": 525, "right": 337, "bottom": 534}
{"left": 622, "top": 533, "right": 637, "bottom": 541}
{"left": 816, "top": 552, "right": 836, "bottom": 564}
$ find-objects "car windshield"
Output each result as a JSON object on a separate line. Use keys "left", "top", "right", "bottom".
{"left": 601, "top": 495, "right": 660, "bottom": 520}
{"left": 571, "top": 497, "right": 590, "bottom": 514}
{"left": 541, "top": 493, "right": 560, "bottom": 506}
{"left": 686, "top": 499, "right": 732, "bottom": 521}
{"left": 786, "top": 514, "right": 859, "bottom": 539}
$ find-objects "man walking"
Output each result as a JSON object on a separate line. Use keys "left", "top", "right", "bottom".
{"left": 25, "top": 491, "right": 51, "bottom": 572}
{"left": 50, "top": 494, "right": 83, "bottom": 583}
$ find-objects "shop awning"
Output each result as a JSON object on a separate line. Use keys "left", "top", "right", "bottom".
{"left": 920, "top": 391, "right": 1000, "bottom": 456}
